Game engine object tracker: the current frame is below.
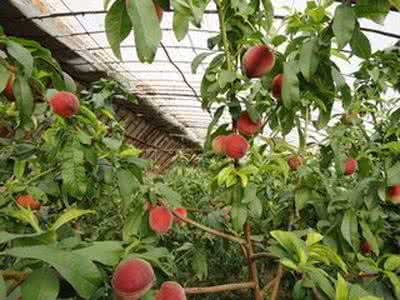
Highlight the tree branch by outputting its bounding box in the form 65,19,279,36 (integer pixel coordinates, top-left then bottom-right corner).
170,209,246,244
185,281,256,294
245,224,263,300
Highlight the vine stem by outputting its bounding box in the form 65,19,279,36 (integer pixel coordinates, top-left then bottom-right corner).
185,281,256,294
170,209,246,244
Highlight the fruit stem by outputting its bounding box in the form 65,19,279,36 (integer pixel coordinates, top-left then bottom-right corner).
215,0,234,72
185,281,256,294
170,208,246,244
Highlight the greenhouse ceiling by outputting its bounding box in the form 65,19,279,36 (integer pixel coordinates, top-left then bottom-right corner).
3,0,400,145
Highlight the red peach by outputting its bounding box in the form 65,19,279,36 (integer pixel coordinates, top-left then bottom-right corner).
242,45,275,78
149,206,173,234
272,74,283,100
288,155,304,171
156,281,186,300
49,91,80,118
344,158,357,176
388,185,400,204
224,134,250,159
237,112,262,136
212,135,227,155
16,195,41,210
112,258,155,300
174,207,187,224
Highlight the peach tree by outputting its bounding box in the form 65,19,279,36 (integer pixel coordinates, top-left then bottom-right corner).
103,0,400,299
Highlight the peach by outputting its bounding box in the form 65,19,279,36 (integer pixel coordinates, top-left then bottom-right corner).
112,258,155,300
49,91,80,118
344,158,357,176
156,281,186,300
288,155,304,171
242,45,275,78
224,134,250,159
388,185,400,204
272,74,283,100
174,207,187,224
212,135,227,155
360,241,372,255
3,72,15,100
16,195,41,210
149,206,173,234
237,112,262,136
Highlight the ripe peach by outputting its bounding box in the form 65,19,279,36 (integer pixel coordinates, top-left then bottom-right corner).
344,158,357,176
3,72,15,100
149,206,173,234
272,74,283,100
224,134,250,159
16,195,41,210
237,112,262,136
156,281,186,300
112,258,155,300
49,91,80,118
174,207,187,224
288,155,304,171
242,45,275,78
212,135,227,155
360,241,372,255
387,185,400,204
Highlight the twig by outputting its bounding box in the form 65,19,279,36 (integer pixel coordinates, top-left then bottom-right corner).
245,224,263,300
185,281,256,294
270,264,283,300
250,252,278,261
170,209,246,244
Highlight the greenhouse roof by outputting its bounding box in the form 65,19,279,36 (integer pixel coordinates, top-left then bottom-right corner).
2,0,400,145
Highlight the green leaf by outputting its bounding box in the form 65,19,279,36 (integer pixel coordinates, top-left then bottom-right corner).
0,275,5,300
123,209,144,241
156,184,182,207
117,168,139,201
204,105,225,149
173,13,189,41
360,221,379,256
385,271,400,299
350,26,371,59
5,246,103,299
0,64,10,93
6,41,33,77
384,255,400,271
262,0,274,32
387,162,400,186
231,203,247,232
63,72,77,93
331,67,351,109
306,232,323,247
349,284,370,300
341,210,359,250
356,0,390,24
336,273,349,300
306,267,335,299
295,188,311,214
271,230,308,264
73,241,124,266
192,250,208,280
0,231,42,244
21,268,59,300
126,0,162,63
14,74,34,124
218,70,236,89
282,61,300,108
1,208,42,233
332,5,356,50
62,141,87,199
51,208,95,231
390,0,400,11
309,244,348,272
191,52,215,74
299,38,320,81
105,0,132,60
